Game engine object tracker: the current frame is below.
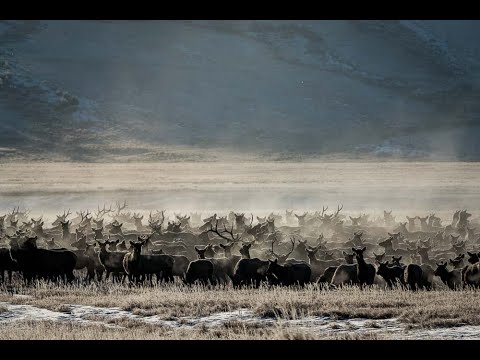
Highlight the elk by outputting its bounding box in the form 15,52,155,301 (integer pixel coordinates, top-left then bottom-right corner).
266,218,275,233
109,200,132,223
416,246,437,267
148,210,165,238
185,259,215,286
376,261,405,288
232,257,270,288
384,210,396,227
256,216,266,223
305,246,341,281
94,204,114,222
131,213,147,232
207,223,243,283
117,240,128,252
295,212,308,226
75,210,92,230
285,210,295,225
189,212,203,226
378,236,410,257
230,241,269,288
234,213,246,231
404,264,424,291
390,255,405,267
352,247,376,288
289,239,309,261
449,254,465,269
151,249,190,282
46,237,62,250
93,227,104,241
463,252,480,288
434,261,462,290
9,235,76,284
97,240,128,283
0,248,18,283
176,214,191,229
406,216,416,232
123,239,174,285
60,220,75,242
52,209,72,227
320,205,343,226
266,259,311,286
108,222,138,241
457,209,471,229
373,251,386,263
84,242,105,281
349,215,361,227
268,236,296,264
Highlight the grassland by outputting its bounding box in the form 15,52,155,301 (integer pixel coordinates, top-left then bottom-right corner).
0,282,479,339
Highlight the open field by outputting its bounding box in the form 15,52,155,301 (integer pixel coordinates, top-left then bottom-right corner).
1,283,480,339
2,160,480,339
1,162,480,222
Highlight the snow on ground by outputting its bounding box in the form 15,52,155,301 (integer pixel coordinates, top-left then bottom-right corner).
1,301,479,339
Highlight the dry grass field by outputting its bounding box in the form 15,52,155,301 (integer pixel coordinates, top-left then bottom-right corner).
1,282,480,339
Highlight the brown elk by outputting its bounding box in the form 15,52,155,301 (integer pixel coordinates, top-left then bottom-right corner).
52,209,72,227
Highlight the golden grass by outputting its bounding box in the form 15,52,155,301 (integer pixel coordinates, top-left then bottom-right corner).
0,319,390,340
1,282,479,330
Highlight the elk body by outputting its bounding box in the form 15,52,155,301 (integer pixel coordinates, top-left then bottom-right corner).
434,262,462,290
123,240,175,285
9,235,76,284
266,259,311,286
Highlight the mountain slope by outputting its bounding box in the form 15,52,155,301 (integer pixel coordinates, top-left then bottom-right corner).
1,20,479,161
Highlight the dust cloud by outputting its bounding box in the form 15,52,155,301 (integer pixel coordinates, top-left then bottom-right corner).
0,161,478,223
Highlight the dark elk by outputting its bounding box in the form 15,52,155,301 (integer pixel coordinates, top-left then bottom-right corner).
352,247,375,288
266,259,311,286
123,238,175,285
9,235,76,284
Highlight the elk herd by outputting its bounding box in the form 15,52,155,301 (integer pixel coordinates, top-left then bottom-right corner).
1,203,480,291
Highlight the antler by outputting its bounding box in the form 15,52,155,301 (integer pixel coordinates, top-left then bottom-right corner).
333,204,343,218
63,209,72,219
208,220,242,243
285,236,296,258
115,200,128,214
321,206,328,217
77,210,91,222
269,235,281,259
11,206,20,217
94,204,114,219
